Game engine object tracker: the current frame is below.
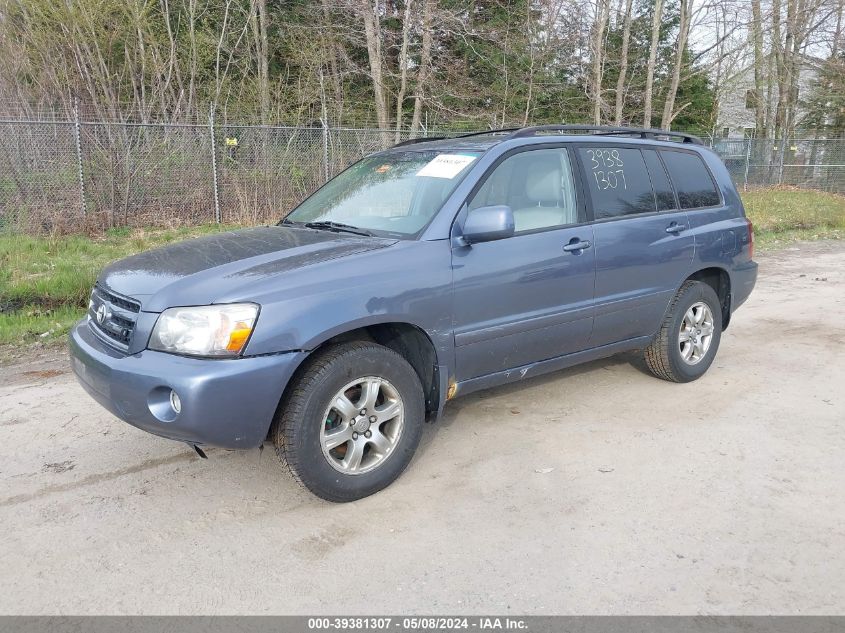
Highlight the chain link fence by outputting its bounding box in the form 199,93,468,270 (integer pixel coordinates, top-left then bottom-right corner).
1,113,843,234
712,137,845,194
0,112,416,233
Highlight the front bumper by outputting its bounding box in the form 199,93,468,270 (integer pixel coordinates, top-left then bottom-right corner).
69,320,306,449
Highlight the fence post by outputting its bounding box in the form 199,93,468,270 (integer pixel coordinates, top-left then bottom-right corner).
777,111,789,185
743,137,752,192
209,104,222,224
72,97,87,217
321,117,330,183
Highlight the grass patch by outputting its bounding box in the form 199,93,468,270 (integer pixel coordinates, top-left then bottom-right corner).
0,305,82,347
741,187,845,248
0,224,240,349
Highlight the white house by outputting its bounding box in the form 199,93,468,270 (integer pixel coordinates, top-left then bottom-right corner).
716,53,822,139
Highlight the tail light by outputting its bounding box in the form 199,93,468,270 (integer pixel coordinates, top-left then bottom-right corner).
745,218,754,260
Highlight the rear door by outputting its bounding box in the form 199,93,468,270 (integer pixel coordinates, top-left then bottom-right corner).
659,148,727,264
577,145,694,347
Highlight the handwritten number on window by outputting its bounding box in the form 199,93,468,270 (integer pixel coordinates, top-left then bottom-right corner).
587,149,626,190
593,169,627,190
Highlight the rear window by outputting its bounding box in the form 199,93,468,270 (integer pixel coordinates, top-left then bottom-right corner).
660,150,720,209
578,147,655,219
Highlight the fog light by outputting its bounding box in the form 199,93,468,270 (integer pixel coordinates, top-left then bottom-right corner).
169,389,182,414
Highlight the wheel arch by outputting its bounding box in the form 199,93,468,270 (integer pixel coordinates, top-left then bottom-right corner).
273,320,444,430
684,266,732,330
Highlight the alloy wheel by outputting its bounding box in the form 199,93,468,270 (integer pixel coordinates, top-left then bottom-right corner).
678,301,715,365
319,376,405,475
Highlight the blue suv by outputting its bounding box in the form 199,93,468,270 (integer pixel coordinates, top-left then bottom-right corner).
69,125,758,501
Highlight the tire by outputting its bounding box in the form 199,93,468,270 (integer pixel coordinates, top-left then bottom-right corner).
644,280,723,383
272,341,425,502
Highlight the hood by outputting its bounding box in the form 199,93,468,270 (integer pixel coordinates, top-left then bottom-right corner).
99,226,395,311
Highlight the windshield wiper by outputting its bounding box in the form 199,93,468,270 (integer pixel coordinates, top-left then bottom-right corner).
302,220,374,237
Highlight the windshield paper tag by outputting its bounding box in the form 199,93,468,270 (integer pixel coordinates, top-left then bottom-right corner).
416,154,477,179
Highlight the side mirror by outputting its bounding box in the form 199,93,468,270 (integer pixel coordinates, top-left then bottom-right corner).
461,205,515,244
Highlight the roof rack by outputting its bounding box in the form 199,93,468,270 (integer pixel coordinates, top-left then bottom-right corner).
391,128,519,148
390,125,703,149
392,136,448,147
454,128,522,139
509,124,704,145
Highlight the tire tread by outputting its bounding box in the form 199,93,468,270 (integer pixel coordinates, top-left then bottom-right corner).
644,280,699,383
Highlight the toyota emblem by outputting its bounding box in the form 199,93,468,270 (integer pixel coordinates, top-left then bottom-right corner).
96,303,111,324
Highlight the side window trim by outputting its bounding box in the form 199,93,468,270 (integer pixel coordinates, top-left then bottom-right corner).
459,143,588,236
646,147,680,212
573,143,658,223
642,149,660,212
658,148,723,210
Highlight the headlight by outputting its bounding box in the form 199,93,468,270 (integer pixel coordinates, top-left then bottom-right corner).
148,303,259,357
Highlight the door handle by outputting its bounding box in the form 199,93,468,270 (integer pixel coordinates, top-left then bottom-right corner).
563,239,592,252
665,223,687,234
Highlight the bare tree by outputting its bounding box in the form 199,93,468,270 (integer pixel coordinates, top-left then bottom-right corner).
833,0,845,55
410,0,434,136
250,0,271,124
359,0,390,134
523,0,537,125
613,0,633,125
394,0,414,143
771,0,832,138
661,0,692,129
159,0,185,118
750,0,767,136
590,0,611,124
186,0,200,117
643,0,664,127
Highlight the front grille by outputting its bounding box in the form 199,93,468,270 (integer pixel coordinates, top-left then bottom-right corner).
88,285,141,350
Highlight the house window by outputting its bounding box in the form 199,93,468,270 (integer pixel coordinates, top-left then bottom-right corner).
722,127,730,138
745,89,757,109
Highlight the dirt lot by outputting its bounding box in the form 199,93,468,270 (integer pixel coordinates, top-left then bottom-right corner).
1,241,843,615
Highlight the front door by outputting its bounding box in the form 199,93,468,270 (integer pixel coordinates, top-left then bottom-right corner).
451,146,596,381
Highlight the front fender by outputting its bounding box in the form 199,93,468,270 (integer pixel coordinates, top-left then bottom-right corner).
240,239,455,368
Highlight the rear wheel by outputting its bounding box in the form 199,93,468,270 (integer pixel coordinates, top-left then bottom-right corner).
644,280,723,383
273,341,424,502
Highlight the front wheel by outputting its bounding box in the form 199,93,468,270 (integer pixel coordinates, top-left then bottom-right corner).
273,341,425,502
644,280,723,383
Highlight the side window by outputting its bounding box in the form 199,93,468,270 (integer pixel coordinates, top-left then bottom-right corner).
469,148,578,233
642,149,676,211
660,150,721,209
578,147,656,219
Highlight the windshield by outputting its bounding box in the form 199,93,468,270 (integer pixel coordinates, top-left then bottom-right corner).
283,150,481,237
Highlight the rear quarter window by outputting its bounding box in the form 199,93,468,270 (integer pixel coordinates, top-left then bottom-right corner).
578,147,656,219
660,150,720,209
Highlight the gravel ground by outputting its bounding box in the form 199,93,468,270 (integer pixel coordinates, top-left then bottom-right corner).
1,241,843,615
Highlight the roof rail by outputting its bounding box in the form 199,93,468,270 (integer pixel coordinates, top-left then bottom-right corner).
391,128,519,148
454,128,522,139
390,125,703,149
392,136,448,147
508,124,704,145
